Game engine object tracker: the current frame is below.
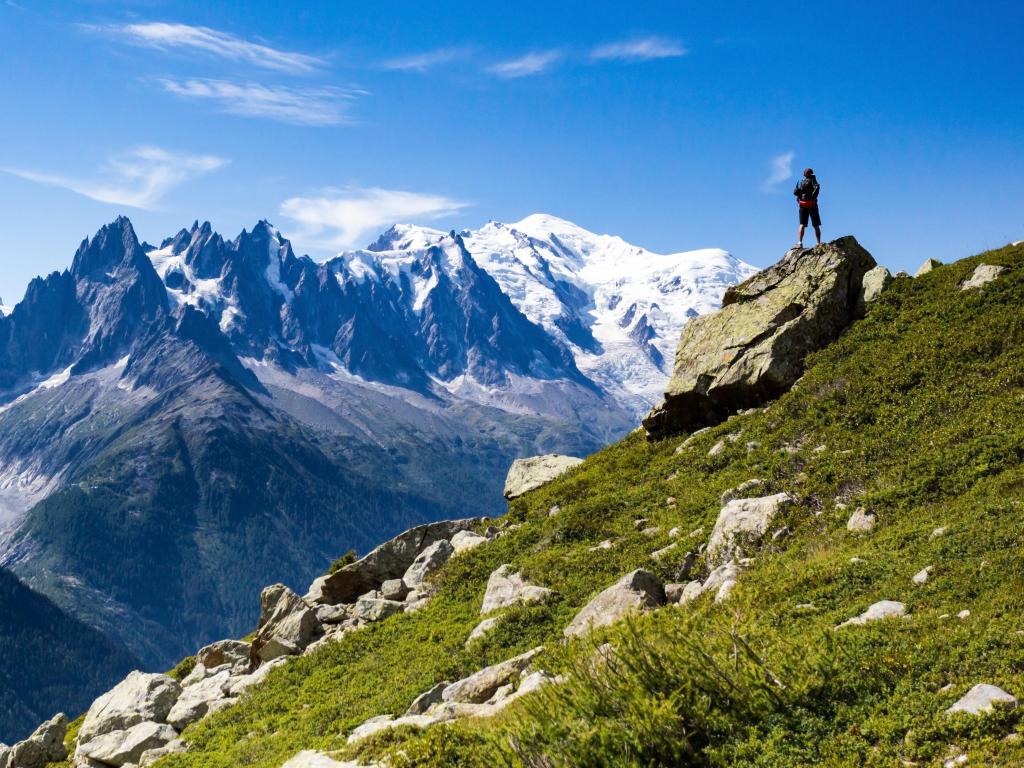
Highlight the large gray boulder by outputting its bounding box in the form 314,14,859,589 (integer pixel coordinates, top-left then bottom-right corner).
480,565,553,615
402,539,454,589
196,639,251,672
166,670,232,729
563,569,666,638
250,584,322,665
836,600,907,628
78,671,181,745
308,518,480,605
441,647,543,704
859,265,893,306
644,237,876,438
77,721,178,767
960,263,1007,291
706,492,795,564
503,455,584,499
1,713,68,768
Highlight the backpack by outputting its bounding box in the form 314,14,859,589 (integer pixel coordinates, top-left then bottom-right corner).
796,176,820,203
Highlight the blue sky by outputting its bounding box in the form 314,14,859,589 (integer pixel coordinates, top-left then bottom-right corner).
1,0,1022,304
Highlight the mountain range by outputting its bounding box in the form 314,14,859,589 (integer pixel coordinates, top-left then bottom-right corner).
0,214,753,669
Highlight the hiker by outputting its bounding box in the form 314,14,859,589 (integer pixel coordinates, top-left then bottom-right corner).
793,167,821,249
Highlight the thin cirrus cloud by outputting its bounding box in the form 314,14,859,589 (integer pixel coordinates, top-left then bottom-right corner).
488,50,563,78
381,47,472,72
280,187,470,252
84,22,324,74
590,36,687,62
157,78,364,126
5,147,227,210
762,151,796,192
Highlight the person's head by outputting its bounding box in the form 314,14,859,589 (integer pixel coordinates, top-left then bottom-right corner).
803,168,814,178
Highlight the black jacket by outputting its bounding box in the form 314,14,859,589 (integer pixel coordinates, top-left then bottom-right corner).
794,176,820,202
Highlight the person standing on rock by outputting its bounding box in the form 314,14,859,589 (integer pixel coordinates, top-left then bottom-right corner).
793,168,821,249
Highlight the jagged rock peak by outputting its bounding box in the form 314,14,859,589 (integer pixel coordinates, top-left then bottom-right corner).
644,236,876,439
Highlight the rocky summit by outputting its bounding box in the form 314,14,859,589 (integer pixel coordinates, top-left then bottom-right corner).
644,236,877,438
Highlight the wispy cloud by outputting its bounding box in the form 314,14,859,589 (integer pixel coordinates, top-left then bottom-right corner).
762,151,795,192
591,36,687,62
488,50,562,78
5,147,228,209
84,22,324,74
156,78,363,126
280,187,470,251
382,47,471,72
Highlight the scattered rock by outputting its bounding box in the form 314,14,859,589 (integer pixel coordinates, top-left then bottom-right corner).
849,556,866,564
930,526,948,539
1,713,68,768
846,507,877,533
166,670,232,729
564,569,665,638
315,603,351,625
588,539,614,551
912,566,933,585
946,684,1017,716
442,647,543,704
651,542,680,561
353,596,405,622
251,584,322,664
707,440,726,457
308,518,480,605
226,656,289,697
406,682,449,716
138,738,188,766
78,721,178,767
960,263,1007,291
78,671,181,745
668,527,681,538
466,617,501,645
548,505,561,517
644,237,877,438
720,479,765,506
958,610,971,619
915,258,942,277
480,565,553,615
640,526,661,537
196,639,251,672
279,751,365,768
837,600,907,628
706,492,795,564
379,579,409,601
859,265,893,305
503,455,584,499
633,518,649,530
402,539,454,589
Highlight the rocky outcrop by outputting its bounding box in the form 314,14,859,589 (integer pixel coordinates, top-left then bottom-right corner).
250,585,322,665
307,518,480,605
78,721,178,767
480,565,554,614
706,493,795,564
859,265,893,306
402,539,454,589
503,455,584,499
915,258,942,277
563,570,665,638
836,600,907,628
644,237,876,438
78,672,181,746
0,713,67,768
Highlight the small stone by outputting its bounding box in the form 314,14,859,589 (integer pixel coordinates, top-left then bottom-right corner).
633,518,648,530
946,684,1017,716
794,603,816,612
771,526,791,541
846,507,876,533
548,505,561,517
450,530,489,555
850,556,866,564
588,539,614,551
666,497,677,507
406,682,449,716
466,617,501,645
707,440,726,457
837,600,907,628
930,526,948,539
746,441,761,453
912,566,933,585
668,527,681,538
958,610,971,619
380,579,409,601
915,258,942,277
640,526,661,537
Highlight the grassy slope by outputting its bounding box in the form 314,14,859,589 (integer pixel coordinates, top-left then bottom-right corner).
142,242,1024,767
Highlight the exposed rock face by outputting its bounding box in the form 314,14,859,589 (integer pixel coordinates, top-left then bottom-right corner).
78,671,181,745
563,569,665,637
946,684,1017,716
308,519,480,605
196,640,251,672
960,263,1007,291
503,455,584,499
166,670,232,729
644,237,877,438
0,713,68,768
480,565,554,615
915,258,942,277
250,584,322,665
706,493,795,564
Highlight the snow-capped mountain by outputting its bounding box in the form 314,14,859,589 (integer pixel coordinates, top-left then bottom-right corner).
0,214,750,668
350,214,755,415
